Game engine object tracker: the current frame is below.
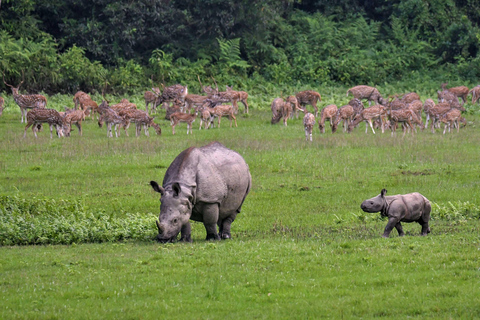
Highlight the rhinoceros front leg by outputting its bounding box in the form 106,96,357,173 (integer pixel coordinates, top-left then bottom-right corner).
179,222,192,242
202,204,221,241
219,213,238,240
382,217,400,238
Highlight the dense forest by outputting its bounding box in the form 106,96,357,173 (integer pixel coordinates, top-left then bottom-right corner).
1,0,479,94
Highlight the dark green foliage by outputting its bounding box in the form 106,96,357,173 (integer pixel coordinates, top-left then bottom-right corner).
0,0,479,94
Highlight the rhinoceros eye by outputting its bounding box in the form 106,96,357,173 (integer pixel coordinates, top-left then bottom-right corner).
172,218,178,224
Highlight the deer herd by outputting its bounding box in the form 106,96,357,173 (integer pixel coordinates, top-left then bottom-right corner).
0,75,477,140
271,83,475,140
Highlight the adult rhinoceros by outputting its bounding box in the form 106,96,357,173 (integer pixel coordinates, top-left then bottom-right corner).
361,189,431,238
150,142,251,242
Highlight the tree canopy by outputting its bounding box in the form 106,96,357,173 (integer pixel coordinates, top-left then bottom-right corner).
1,0,479,93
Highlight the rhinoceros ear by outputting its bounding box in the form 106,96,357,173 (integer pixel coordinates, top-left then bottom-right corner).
381,188,387,197
150,181,165,195
172,182,181,197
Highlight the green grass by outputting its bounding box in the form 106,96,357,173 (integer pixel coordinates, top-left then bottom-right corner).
1,86,480,319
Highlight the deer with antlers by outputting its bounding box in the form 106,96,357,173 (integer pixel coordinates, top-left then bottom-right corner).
23,108,65,138
296,90,321,117
4,75,47,123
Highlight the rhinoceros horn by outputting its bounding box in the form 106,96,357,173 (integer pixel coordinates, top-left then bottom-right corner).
156,220,163,233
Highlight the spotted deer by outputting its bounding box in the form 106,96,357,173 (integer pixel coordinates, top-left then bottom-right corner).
348,105,386,134
226,85,249,113
197,107,214,130
144,87,161,114
121,109,161,136
318,104,338,133
332,105,354,133
303,111,316,141
425,103,455,133
387,108,423,137
97,101,127,137
23,108,65,138
271,97,294,126
469,85,480,104
0,96,4,117
400,92,421,103
158,84,188,109
208,104,237,128
63,109,86,136
346,85,386,106
4,77,47,123
170,112,197,135
206,91,240,113
285,96,301,119
73,91,98,118
423,99,436,128
348,98,365,117
441,83,469,105
439,108,462,134
165,101,183,121
184,94,208,113
296,90,321,117
270,98,285,125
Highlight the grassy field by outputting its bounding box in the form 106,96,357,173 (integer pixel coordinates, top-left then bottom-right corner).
1,85,480,319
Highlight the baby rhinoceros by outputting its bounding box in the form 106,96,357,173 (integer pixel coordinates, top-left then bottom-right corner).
361,189,431,238
150,142,251,243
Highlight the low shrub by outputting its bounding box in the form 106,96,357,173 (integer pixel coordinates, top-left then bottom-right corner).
0,195,156,246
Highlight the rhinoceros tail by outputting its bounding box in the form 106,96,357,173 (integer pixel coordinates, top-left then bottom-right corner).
236,171,252,214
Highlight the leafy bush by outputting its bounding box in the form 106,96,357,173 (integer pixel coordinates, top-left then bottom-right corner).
0,196,156,246
431,201,480,221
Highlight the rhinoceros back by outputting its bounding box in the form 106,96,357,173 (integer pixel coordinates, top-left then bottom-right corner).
163,142,251,213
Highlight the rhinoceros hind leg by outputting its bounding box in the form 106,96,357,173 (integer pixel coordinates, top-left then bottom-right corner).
202,204,221,241
420,221,430,236
395,222,405,237
219,214,237,240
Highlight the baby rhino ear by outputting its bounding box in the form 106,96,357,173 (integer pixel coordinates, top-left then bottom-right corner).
381,189,387,197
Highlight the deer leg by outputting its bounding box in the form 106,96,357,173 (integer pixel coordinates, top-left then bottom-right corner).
233,114,237,127
24,122,33,138
368,119,376,134
47,124,53,138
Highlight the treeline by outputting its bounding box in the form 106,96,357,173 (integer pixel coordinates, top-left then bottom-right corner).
1,0,479,94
